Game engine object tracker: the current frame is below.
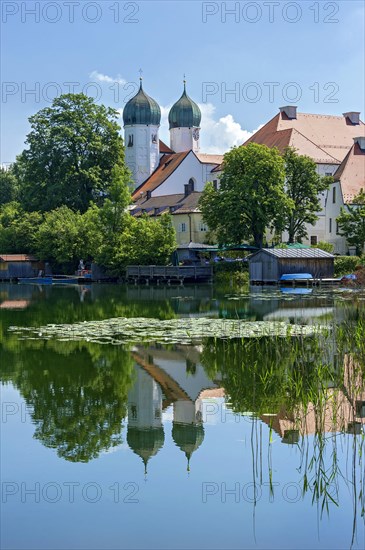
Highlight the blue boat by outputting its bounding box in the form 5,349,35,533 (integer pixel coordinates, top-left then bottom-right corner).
18,277,53,285
18,276,85,285
281,287,313,294
280,273,313,281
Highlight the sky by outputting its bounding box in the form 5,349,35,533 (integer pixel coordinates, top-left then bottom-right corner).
1,0,364,163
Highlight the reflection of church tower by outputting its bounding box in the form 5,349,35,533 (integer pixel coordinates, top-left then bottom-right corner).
168,81,201,153
127,365,164,473
123,78,161,189
172,399,204,471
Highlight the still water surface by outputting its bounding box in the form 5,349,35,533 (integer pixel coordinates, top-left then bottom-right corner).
1,283,365,549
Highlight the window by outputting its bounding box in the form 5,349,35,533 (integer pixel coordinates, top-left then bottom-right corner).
188,178,195,192
336,221,339,235
178,222,187,233
332,186,336,204
213,179,218,191
310,236,318,245
325,172,332,177
199,222,208,232
130,405,137,420
329,218,332,233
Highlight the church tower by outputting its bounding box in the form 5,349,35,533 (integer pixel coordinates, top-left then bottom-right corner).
168,81,202,153
126,365,165,474
123,78,161,189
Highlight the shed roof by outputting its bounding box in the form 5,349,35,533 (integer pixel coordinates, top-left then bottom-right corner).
250,248,334,260
0,254,39,262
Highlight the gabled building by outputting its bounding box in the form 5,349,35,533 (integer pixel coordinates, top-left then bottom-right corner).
241,106,365,250
123,79,222,245
213,106,365,250
326,136,365,254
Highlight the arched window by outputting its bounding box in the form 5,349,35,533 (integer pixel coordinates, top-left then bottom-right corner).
188,178,195,192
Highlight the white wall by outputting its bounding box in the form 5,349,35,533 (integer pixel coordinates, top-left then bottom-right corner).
125,124,160,189
170,127,200,153
153,152,213,196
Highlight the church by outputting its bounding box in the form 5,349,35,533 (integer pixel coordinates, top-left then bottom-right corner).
124,79,222,246
124,80,365,254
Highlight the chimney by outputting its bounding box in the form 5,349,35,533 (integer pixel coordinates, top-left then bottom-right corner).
279,106,297,119
184,183,189,197
354,136,365,150
146,190,152,200
343,112,360,125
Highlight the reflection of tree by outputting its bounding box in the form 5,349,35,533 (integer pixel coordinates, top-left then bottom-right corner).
0,341,134,462
201,320,365,545
201,335,336,415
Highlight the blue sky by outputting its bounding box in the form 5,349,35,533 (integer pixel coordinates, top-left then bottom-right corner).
1,0,364,161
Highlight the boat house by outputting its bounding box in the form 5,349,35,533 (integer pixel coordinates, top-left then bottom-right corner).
249,248,334,284
0,254,45,280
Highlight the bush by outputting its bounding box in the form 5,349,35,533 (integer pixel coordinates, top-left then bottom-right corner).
213,260,249,274
334,256,361,277
313,241,334,253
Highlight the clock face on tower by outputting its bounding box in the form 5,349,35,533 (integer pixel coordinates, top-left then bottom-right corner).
193,128,200,141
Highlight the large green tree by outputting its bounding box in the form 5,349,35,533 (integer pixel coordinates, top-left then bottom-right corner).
199,143,291,248
15,94,126,213
337,189,365,255
0,202,42,253
0,166,18,205
36,205,92,271
283,147,331,243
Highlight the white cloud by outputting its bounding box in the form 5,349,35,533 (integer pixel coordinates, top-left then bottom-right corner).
159,101,261,154
89,70,126,86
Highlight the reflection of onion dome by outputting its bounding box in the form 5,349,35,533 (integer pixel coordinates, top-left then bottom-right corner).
127,427,164,474
123,79,161,126
172,422,205,471
168,82,201,129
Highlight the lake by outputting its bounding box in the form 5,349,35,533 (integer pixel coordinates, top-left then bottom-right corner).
1,282,364,550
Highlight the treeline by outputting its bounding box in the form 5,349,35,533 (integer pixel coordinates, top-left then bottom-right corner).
0,94,176,273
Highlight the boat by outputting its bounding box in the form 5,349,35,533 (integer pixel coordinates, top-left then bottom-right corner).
280,273,313,281
18,276,53,285
18,276,90,285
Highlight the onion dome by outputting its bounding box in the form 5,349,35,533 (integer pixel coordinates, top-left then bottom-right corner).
127,427,165,474
172,422,204,472
123,79,161,126
168,81,201,129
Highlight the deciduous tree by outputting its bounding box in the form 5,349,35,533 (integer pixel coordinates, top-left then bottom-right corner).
337,189,365,255
200,143,291,248
283,147,331,243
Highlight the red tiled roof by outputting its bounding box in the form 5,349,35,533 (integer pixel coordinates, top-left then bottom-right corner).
132,151,190,199
333,142,365,203
195,153,224,165
0,254,39,262
244,112,365,164
159,139,174,154
132,191,202,215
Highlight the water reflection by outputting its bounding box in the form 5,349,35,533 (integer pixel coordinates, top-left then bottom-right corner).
1,283,365,548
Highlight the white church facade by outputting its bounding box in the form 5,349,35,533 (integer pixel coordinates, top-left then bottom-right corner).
122,81,365,253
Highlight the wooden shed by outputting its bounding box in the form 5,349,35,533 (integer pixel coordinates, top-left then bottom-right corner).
249,248,334,283
0,254,45,280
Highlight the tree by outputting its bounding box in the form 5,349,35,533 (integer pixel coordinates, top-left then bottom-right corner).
15,94,125,213
199,143,291,248
337,189,365,255
0,202,42,253
36,206,90,271
283,147,331,243
95,213,177,275
0,166,18,205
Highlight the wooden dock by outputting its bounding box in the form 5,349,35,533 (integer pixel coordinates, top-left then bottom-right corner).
126,265,213,285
